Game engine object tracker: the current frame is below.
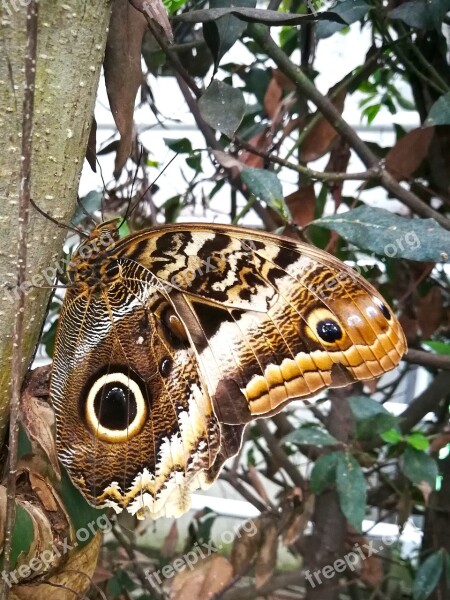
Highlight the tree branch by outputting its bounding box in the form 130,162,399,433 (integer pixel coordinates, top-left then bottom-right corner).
248,23,450,231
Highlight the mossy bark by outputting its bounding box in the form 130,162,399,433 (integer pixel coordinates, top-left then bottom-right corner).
0,1,112,440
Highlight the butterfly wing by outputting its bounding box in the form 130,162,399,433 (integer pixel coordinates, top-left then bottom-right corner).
51,264,222,519
117,224,406,426
52,223,406,519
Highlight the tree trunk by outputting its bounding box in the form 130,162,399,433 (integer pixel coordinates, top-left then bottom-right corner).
0,0,112,440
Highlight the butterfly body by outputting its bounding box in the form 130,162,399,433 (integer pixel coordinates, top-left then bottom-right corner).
51,223,406,518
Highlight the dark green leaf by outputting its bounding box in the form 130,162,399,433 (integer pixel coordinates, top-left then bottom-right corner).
310,452,341,494
389,0,450,30
42,319,58,359
2,505,34,570
203,0,256,72
163,195,182,224
241,167,286,215
186,153,202,172
198,80,246,138
348,395,398,439
174,7,346,25
412,551,444,600
402,446,438,488
164,137,192,153
313,206,450,262
336,453,366,532
317,0,370,39
284,425,339,447
107,569,137,597
426,92,450,126
73,190,103,225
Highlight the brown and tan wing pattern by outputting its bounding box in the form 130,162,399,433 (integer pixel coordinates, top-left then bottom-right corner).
117,224,406,425
51,222,406,519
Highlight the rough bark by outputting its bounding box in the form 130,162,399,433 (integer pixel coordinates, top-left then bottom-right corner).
0,0,112,440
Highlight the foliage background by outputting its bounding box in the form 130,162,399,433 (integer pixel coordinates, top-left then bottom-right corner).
2,0,450,599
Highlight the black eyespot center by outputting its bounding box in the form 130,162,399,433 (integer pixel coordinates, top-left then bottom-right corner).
379,302,391,321
316,319,343,343
159,357,173,377
94,383,136,430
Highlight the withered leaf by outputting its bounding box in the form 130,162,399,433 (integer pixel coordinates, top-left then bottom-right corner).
130,0,173,42
264,76,283,120
417,286,443,338
20,367,60,478
385,126,434,181
104,0,148,176
300,86,347,163
85,117,97,172
285,185,316,227
255,517,278,589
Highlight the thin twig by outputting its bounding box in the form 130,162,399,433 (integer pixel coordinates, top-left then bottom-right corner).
405,348,450,370
1,3,38,599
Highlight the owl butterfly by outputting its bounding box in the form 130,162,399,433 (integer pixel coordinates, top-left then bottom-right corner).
51,221,406,519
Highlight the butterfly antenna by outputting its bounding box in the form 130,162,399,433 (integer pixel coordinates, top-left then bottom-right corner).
117,152,180,231
119,143,145,230
30,198,89,239
76,195,98,226
95,154,108,221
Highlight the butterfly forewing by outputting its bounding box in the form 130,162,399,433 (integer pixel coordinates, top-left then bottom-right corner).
51,222,406,519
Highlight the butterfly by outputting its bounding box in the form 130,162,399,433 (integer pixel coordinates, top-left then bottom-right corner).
50,221,406,519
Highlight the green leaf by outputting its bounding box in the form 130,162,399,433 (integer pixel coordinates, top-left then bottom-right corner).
310,452,341,494
402,446,438,488
412,551,444,600
42,319,58,359
73,190,103,225
186,153,202,172
423,340,450,355
313,206,450,263
241,167,286,215
174,7,346,25
317,0,370,39
284,425,339,447
203,0,256,72
381,428,404,444
406,432,430,451
426,92,450,126
0,505,35,570
389,0,450,30
198,80,246,138
336,453,366,532
348,396,398,439
164,137,193,154
445,551,450,585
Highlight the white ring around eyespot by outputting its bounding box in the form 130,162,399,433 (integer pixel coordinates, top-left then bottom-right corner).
85,372,147,443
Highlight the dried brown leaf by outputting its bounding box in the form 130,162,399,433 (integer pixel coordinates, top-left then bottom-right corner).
417,286,443,338
255,517,278,589
11,531,102,600
85,117,97,172
300,87,347,162
104,0,148,176
28,472,59,512
231,516,262,576
130,0,173,42
285,185,316,227
20,367,60,478
239,130,272,169
162,520,178,558
170,555,233,600
385,127,434,181
264,77,283,120
248,465,271,505
272,68,296,91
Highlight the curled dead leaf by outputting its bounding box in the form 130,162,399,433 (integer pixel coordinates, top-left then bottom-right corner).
264,76,283,121
285,185,316,227
20,366,60,478
10,531,102,600
169,555,233,600
104,0,148,176
385,127,434,181
417,286,443,338
300,86,347,163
